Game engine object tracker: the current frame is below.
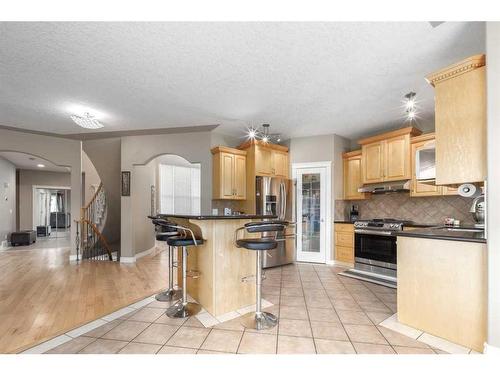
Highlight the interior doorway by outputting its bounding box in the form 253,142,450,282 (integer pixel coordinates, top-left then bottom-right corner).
292,162,332,264
33,186,71,239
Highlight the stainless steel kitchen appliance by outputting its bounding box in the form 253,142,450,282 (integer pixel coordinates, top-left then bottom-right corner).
339,218,412,288
255,176,295,268
470,195,485,228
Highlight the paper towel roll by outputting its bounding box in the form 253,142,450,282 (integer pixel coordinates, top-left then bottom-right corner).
457,183,481,198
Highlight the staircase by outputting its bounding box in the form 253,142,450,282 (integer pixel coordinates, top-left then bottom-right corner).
75,182,114,261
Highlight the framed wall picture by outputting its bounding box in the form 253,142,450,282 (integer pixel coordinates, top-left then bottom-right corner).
121,171,131,196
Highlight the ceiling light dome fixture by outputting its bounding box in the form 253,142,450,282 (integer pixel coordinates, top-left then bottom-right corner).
70,112,104,129
403,92,418,122
246,123,282,144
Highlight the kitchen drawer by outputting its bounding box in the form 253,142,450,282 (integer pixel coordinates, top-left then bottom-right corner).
335,245,354,263
335,223,354,232
335,231,354,247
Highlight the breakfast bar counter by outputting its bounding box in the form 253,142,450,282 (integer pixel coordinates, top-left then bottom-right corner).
158,214,276,317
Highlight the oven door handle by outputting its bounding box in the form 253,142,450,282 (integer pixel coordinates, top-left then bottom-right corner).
354,229,394,236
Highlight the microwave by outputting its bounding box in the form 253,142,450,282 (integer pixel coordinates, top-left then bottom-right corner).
415,141,436,180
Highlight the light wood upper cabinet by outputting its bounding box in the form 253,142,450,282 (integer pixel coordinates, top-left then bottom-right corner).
343,150,369,200
385,135,410,181
362,142,384,183
359,127,421,184
255,145,273,176
426,54,486,185
233,154,247,199
212,146,247,200
240,140,289,179
410,133,458,197
410,134,441,197
272,151,288,178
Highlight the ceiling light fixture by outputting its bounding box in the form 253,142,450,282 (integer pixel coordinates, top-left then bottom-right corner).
403,92,418,122
70,112,104,129
245,124,282,144
37,164,45,168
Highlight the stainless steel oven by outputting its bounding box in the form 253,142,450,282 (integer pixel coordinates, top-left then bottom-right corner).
339,219,409,288
354,228,397,278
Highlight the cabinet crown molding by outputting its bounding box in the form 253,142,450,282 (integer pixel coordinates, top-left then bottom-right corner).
211,146,247,155
237,139,289,152
426,54,486,87
358,126,422,145
342,149,362,158
410,132,435,144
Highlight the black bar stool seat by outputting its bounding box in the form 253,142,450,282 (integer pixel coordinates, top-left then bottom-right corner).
235,220,287,330
166,237,204,247
236,238,277,251
149,217,182,302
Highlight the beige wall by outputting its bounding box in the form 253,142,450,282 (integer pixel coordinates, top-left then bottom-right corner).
0,157,16,248
487,22,500,350
82,151,101,204
18,169,71,230
82,138,121,246
132,161,157,254
0,129,81,256
120,131,213,259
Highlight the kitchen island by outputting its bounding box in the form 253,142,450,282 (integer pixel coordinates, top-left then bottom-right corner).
158,214,276,318
396,230,487,352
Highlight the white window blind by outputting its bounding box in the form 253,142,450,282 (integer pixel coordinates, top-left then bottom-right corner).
159,164,201,215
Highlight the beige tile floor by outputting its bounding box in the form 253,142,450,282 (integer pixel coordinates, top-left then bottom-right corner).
41,263,445,354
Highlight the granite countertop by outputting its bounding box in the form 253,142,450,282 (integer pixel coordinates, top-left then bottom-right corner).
396,226,486,244
159,214,278,220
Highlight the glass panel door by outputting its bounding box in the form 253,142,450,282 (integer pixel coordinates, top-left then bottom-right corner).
296,167,327,263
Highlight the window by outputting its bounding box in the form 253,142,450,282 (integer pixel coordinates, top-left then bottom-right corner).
159,163,201,215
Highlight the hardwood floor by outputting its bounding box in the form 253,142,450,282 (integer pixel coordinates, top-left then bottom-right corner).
0,243,168,353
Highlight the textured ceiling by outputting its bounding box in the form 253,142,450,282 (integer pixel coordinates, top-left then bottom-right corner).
0,22,485,140
0,151,70,172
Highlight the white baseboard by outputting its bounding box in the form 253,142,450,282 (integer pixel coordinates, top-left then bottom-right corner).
69,254,78,261
484,342,500,354
120,246,157,264
119,256,136,264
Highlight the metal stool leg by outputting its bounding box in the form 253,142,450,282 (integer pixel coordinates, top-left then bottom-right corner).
166,246,201,318
155,245,182,302
241,250,278,330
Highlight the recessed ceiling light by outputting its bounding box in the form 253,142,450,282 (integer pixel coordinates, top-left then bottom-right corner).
37,164,45,168
70,112,104,129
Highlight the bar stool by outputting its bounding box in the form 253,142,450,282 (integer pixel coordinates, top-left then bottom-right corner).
165,225,204,318
235,220,287,330
151,218,182,302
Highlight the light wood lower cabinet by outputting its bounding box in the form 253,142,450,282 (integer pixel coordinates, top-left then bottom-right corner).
334,223,354,264
397,236,486,352
212,146,247,200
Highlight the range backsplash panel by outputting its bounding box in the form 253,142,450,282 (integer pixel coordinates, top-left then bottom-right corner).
335,192,475,226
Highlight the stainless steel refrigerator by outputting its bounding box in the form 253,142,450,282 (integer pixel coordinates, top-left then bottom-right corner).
255,176,296,268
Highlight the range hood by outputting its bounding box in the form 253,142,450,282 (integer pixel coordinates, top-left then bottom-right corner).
358,180,411,194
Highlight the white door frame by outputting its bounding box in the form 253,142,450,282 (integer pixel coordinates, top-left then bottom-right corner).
292,161,332,264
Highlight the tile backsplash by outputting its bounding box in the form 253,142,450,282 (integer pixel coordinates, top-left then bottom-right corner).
335,192,475,226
